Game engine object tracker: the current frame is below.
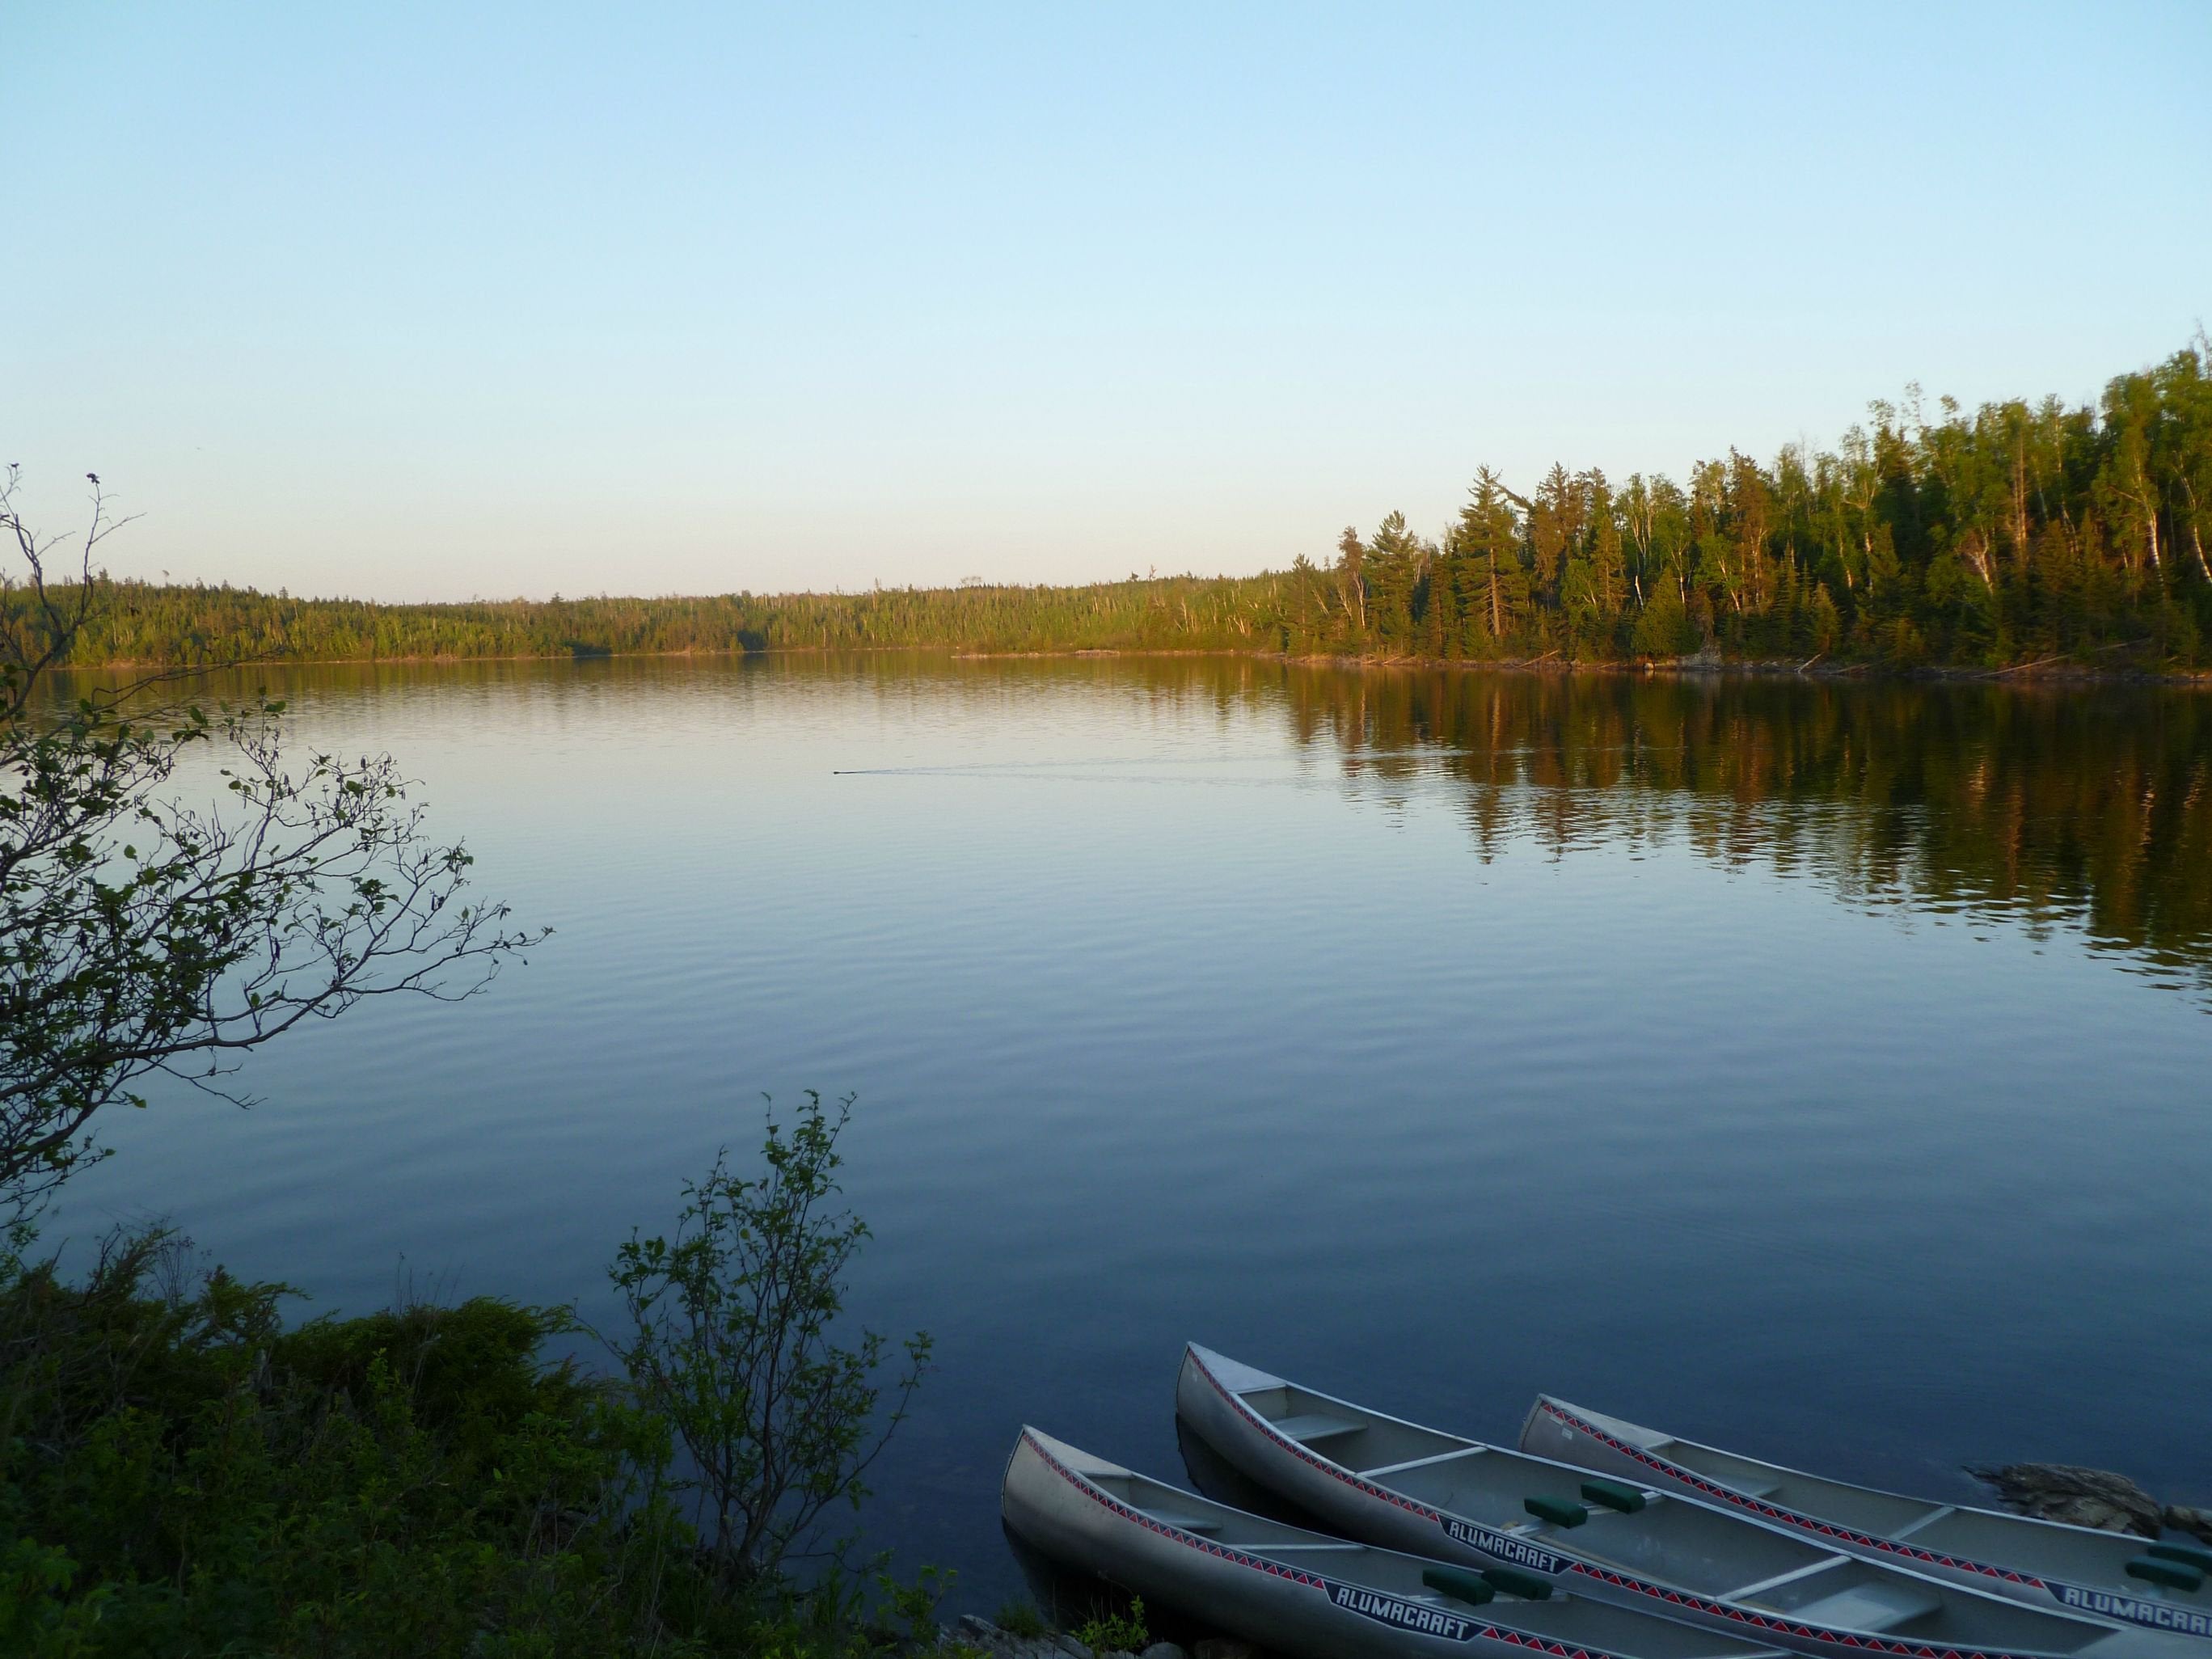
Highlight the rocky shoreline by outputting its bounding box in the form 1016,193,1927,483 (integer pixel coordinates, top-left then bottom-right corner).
950,1619,1260,1659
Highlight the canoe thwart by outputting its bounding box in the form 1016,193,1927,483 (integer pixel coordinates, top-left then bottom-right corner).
1526,1495,1589,1528
2126,1556,2206,1592
1581,1477,1648,1513
1423,1564,1496,1607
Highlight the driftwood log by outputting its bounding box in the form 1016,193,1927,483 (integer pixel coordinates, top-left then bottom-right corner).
1969,1463,2212,1544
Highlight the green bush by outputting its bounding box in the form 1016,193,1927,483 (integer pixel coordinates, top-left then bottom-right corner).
0,1219,938,1657
606,1091,932,1585
994,1598,1049,1639
1072,1595,1149,1653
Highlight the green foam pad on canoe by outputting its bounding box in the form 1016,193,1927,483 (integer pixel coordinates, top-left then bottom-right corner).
1581,1477,1648,1513
1424,1566,1496,1607
1525,1495,1589,1527
1482,1565,1556,1601
2127,1557,2206,1592
2149,1541,2212,1572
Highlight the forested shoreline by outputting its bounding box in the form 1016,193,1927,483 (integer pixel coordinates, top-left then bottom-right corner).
28,338,2212,675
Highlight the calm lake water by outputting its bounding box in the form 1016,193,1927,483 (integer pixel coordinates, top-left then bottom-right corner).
56,654,2212,1612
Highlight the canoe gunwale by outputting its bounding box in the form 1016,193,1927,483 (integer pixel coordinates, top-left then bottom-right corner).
1531,1401,2082,1594
1013,1426,1349,1597
1524,1400,2212,1644
1182,1348,2193,1659
1006,1427,1667,1658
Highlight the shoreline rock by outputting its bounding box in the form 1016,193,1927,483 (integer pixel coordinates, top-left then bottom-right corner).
1970,1462,2212,1542
952,1616,1196,1659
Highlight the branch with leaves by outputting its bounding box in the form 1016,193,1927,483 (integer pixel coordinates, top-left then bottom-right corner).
606,1091,931,1585
0,471,547,1209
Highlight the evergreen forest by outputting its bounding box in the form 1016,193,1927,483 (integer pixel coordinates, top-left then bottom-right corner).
26,338,2212,674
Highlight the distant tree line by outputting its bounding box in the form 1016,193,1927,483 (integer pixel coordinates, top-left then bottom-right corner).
21,337,2212,673
32,575,1285,666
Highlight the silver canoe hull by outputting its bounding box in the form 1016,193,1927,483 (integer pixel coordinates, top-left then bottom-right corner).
1176,1345,2194,1659
1002,1427,1788,1659
1520,1395,2212,1645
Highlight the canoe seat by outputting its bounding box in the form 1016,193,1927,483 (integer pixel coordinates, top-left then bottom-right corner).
1786,1581,1941,1634
1581,1477,1648,1513
1526,1496,1589,1528
1424,1566,1496,1607
1146,1511,1223,1537
2150,1541,2212,1572
1481,1565,1555,1602
1271,1412,1364,1445
2128,1558,2206,1593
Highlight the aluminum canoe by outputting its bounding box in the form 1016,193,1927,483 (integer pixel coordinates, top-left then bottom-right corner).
1003,1426,1793,1659
1176,1345,2197,1659
1521,1395,2212,1644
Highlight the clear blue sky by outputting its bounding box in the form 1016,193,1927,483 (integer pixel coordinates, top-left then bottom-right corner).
9,2,2210,602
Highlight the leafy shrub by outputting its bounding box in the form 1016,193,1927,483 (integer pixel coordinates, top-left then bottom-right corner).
606,1091,931,1585
995,1598,1050,1639
0,1227,708,1656
1073,1595,1149,1653
0,1209,940,1655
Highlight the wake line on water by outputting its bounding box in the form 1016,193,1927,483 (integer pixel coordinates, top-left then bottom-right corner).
830,744,1690,776
828,768,1325,787
830,757,1284,775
